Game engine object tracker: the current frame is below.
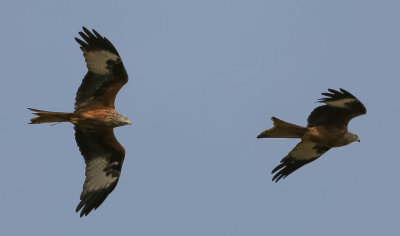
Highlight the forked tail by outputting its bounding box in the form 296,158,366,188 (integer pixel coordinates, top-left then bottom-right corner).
257,116,308,138
28,108,74,124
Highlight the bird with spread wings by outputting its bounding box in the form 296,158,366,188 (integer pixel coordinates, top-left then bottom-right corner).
257,88,366,182
29,27,130,217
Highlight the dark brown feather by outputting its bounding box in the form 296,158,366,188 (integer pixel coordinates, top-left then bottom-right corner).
28,108,74,124
272,142,330,182
307,88,366,127
257,117,308,138
74,126,125,217
74,27,128,111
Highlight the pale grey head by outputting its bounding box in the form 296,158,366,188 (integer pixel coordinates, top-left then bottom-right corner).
113,113,131,127
347,132,360,143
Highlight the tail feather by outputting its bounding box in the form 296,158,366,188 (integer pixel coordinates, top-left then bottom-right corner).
257,117,307,138
28,108,74,124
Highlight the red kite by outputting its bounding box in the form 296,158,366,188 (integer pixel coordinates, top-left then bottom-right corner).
29,27,130,217
257,89,366,182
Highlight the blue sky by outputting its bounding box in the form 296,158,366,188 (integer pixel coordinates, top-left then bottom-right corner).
2,0,399,235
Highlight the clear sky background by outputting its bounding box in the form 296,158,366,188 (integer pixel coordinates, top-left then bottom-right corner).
1,0,399,235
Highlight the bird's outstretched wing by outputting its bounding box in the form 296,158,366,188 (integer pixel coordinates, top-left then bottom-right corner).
74,126,125,217
272,141,330,182
74,27,128,111
307,88,366,127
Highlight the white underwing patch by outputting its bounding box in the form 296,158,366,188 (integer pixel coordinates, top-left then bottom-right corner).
326,98,356,108
83,157,118,194
289,141,319,161
84,50,119,75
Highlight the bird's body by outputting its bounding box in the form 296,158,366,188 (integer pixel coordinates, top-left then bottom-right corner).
29,27,130,217
305,126,353,147
258,89,366,182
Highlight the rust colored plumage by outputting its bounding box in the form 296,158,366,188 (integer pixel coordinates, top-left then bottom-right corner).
257,88,366,182
29,27,131,217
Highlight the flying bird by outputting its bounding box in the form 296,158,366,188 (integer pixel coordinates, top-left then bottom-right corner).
29,27,130,217
257,88,366,182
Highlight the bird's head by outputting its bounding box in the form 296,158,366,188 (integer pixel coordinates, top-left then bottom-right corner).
115,113,132,127
348,132,360,143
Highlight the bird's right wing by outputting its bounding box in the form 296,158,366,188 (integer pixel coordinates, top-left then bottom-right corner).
272,141,330,182
307,88,366,127
74,27,128,111
74,126,125,217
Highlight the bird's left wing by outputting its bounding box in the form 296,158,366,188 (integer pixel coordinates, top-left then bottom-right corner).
307,88,366,127
272,141,330,182
74,126,125,217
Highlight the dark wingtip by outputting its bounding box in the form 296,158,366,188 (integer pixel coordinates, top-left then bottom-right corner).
339,88,355,98
271,163,285,182
92,29,102,38
272,176,282,183
75,37,86,47
271,166,280,174
76,202,87,218
271,173,284,183
318,88,359,103
82,27,95,39
75,202,83,213
74,26,120,56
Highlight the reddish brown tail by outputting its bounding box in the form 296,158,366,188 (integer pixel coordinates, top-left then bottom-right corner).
257,116,308,138
28,108,74,124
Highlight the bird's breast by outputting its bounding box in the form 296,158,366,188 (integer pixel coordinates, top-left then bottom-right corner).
304,126,347,147
74,109,119,127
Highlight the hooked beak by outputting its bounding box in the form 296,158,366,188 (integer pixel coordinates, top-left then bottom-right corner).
127,120,132,125
356,138,360,142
